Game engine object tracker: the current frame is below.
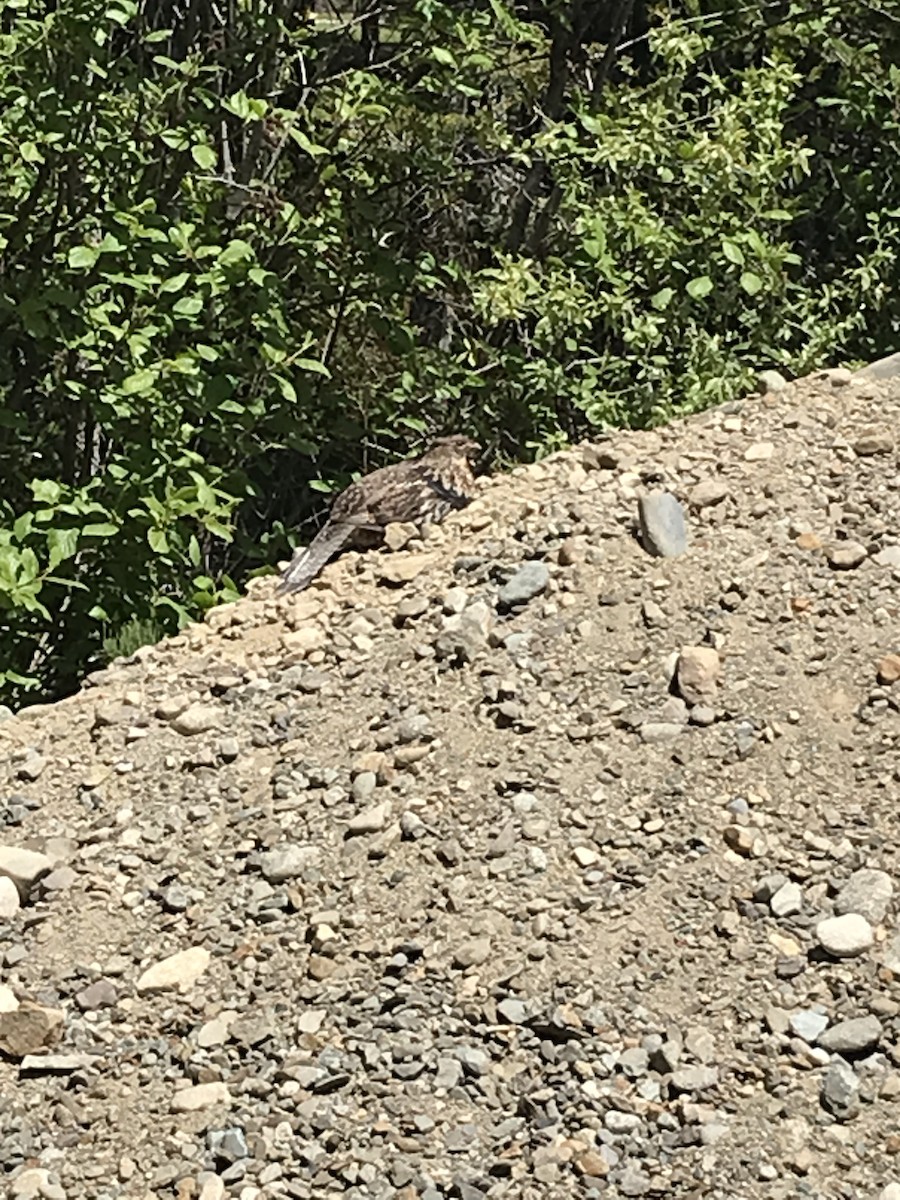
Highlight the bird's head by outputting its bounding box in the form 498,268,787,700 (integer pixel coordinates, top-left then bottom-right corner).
425,434,482,462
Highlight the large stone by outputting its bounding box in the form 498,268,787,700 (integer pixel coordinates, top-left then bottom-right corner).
834,868,893,925
136,946,211,994
498,561,550,608
256,844,322,883
0,1002,65,1057
817,1016,882,1055
170,703,221,736
816,913,873,958
0,846,53,900
638,492,688,558
675,646,721,706
171,1082,231,1112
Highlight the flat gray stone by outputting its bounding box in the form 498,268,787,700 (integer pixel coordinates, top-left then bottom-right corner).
820,1057,859,1117
834,868,893,925
638,492,688,558
790,1010,828,1042
817,1015,882,1055
498,561,550,608
854,351,900,380
256,844,321,882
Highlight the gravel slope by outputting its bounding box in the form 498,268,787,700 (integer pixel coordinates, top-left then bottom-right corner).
1,369,899,1200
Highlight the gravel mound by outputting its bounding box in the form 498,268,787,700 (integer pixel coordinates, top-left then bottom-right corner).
1,370,899,1200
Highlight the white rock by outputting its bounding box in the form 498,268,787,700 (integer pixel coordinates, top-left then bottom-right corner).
816,913,874,958
136,946,211,993
171,1081,231,1112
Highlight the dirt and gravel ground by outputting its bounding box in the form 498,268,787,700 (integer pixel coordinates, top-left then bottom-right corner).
1,368,900,1200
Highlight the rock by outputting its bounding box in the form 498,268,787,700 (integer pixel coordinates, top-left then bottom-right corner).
817,1015,882,1055
820,366,854,386
744,441,774,462
757,369,788,394
877,655,900,685
770,881,803,917
17,755,46,782
207,1126,249,1164
0,1002,65,1056
854,352,900,380
669,1066,719,1093
377,552,436,585
346,801,391,835
873,545,900,567
0,985,18,1013
825,541,868,570
675,646,721,705
816,913,874,958
498,561,550,607
136,946,211,994
0,846,53,900
453,937,492,969
74,979,118,1011
834,868,893,924
10,1168,66,1199
638,492,688,557
0,875,20,917
20,1052,93,1073
689,479,730,508
171,1082,232,1112
789,1011,828,1042
256,844,321,882
853,429,894,455
821,1057,859,1117
170,703,221,735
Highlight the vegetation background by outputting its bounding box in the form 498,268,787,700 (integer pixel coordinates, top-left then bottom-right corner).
0,0,898,708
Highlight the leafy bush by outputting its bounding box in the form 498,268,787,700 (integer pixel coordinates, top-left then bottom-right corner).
0,0,898,706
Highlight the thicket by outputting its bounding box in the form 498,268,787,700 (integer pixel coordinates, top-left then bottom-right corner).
0,0,898,707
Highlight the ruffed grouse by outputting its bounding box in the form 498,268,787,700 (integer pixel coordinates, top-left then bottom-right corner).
276,434,481,595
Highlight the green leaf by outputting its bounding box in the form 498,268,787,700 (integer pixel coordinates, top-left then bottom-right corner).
160,272,191,293
191,144,217,169
740,271,764,295
278,377,297,402
120,367,158,395
68,245,99,270
218,239,254,267
294,358,331,377
650,287,674,310
686,276,714,299
30,479,62,504
172,294,204,317
148,528,169,553
721,240,744,266
20,141,43,164
82,523,120,537
432,47,457,67
47,527,79,569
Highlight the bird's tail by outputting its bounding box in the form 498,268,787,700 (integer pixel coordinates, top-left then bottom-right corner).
276,521,354,596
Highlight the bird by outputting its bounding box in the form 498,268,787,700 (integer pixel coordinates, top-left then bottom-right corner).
276,434,481,596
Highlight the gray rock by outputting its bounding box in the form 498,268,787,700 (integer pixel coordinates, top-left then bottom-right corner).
834,868,893,925
826,541,868,570
789,1010,829,1042
496,998,529,1024
670,1066,718,1093
757,369,789,393
498,561,550,608
256,844,321,882
207,1127,249,1163
817,1015,882,1055
770,881,803,917
638,492,688,557
816,913,874,958
854,351,900,380
0,846,54,900
820,1057,859,1117
170,703,221,735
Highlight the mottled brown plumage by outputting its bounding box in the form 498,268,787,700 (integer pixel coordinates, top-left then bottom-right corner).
277,435,481,595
